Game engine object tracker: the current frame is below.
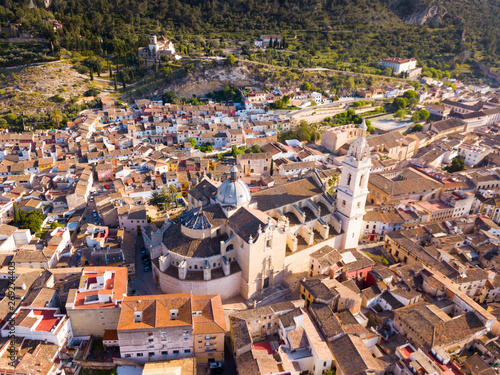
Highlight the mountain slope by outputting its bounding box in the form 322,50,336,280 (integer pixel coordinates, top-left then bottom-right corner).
1,0,499,67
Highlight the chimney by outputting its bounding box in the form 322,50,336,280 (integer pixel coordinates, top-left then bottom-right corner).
134,311,143,323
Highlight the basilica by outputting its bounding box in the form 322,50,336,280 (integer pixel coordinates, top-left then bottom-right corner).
143,123,371,300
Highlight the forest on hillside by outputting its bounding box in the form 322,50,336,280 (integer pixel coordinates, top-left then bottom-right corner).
0,0,499,74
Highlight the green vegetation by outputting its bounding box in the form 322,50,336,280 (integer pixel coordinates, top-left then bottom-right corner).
352,100,372,107
150,186,178,210
0,0,499,81
409,123,423,133
13,204,46,235
0,42,57,67
50,222,64,229
278,120,321,143
207,85,242,103
411,109,430,122
1,98,101,131
392,97,406,110
364,251,390,265
445,157,466,173
394,109,407,118
320,109,363,127
402,90,419,107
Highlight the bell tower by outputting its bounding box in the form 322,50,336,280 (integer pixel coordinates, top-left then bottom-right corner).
336,121,371,249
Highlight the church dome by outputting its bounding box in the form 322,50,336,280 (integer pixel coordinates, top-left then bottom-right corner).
216,166,252,207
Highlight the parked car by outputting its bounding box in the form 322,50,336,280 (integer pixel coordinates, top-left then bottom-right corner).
140,249,146,255
143,265,151,272
210,362,223,374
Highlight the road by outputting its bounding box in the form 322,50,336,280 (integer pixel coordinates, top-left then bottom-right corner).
128,236,162,296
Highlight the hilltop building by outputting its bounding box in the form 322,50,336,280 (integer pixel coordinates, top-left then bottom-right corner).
138,34,180,66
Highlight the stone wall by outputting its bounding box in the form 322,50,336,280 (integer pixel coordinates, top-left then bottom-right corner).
156,266,242,300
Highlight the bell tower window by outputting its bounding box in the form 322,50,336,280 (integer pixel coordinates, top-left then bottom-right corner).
347,174,352,186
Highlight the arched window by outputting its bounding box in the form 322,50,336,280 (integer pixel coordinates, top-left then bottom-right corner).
359,175,363,187
347,173,352,186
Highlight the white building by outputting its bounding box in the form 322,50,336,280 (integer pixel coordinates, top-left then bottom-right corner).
1,307,72,346
379,57,417,74
336,121,371,249
457,144,491,166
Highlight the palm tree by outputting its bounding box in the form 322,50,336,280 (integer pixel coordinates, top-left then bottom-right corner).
150,191,161,207
164,194,174,211
168,184,177,202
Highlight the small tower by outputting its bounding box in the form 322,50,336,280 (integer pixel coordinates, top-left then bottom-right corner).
149,34,158,55
336,120,371,249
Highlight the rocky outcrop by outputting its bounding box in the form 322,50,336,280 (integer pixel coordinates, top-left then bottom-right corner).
159,64,259,98
404,5,448,25
390,0,448,26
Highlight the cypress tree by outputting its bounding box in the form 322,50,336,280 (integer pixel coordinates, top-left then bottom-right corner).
13,203,19,224
114,74,117,91
89,68,94,81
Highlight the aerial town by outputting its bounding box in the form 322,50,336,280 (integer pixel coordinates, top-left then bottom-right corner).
1,0,500,369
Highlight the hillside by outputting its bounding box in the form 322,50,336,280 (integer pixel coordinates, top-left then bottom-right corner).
0,0,499,73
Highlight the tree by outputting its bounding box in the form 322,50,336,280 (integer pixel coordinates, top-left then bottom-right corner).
419,109,430,121
89,68,94,81
188,138,197,148
6,113,17,123
162,91,181,104
226,54,236,66
113,74,117,91
164,194,174,211
19,210,45,234
13,202,20,224
50,221,64,229
446,157,466,173
231,145,245,158
150,191,162,207
392,97,406,110
251,145,262,153
168,184,177,202
365,119,375,133
302,82,312,91
403,90,418,107
411,123,423,132
394,109,407,118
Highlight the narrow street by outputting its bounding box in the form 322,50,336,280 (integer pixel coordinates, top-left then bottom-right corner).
128,236,162,296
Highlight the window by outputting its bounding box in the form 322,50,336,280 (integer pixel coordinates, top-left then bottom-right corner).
342,200,346,207
161,351,168,356
347,173,352,186
173,350,179,354
149,352,154,357
359,175,363,186
199,347,203,350
266,239,271,248
137,353,144,357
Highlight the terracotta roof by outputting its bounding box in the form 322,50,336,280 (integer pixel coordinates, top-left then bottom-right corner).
117,294,225,334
